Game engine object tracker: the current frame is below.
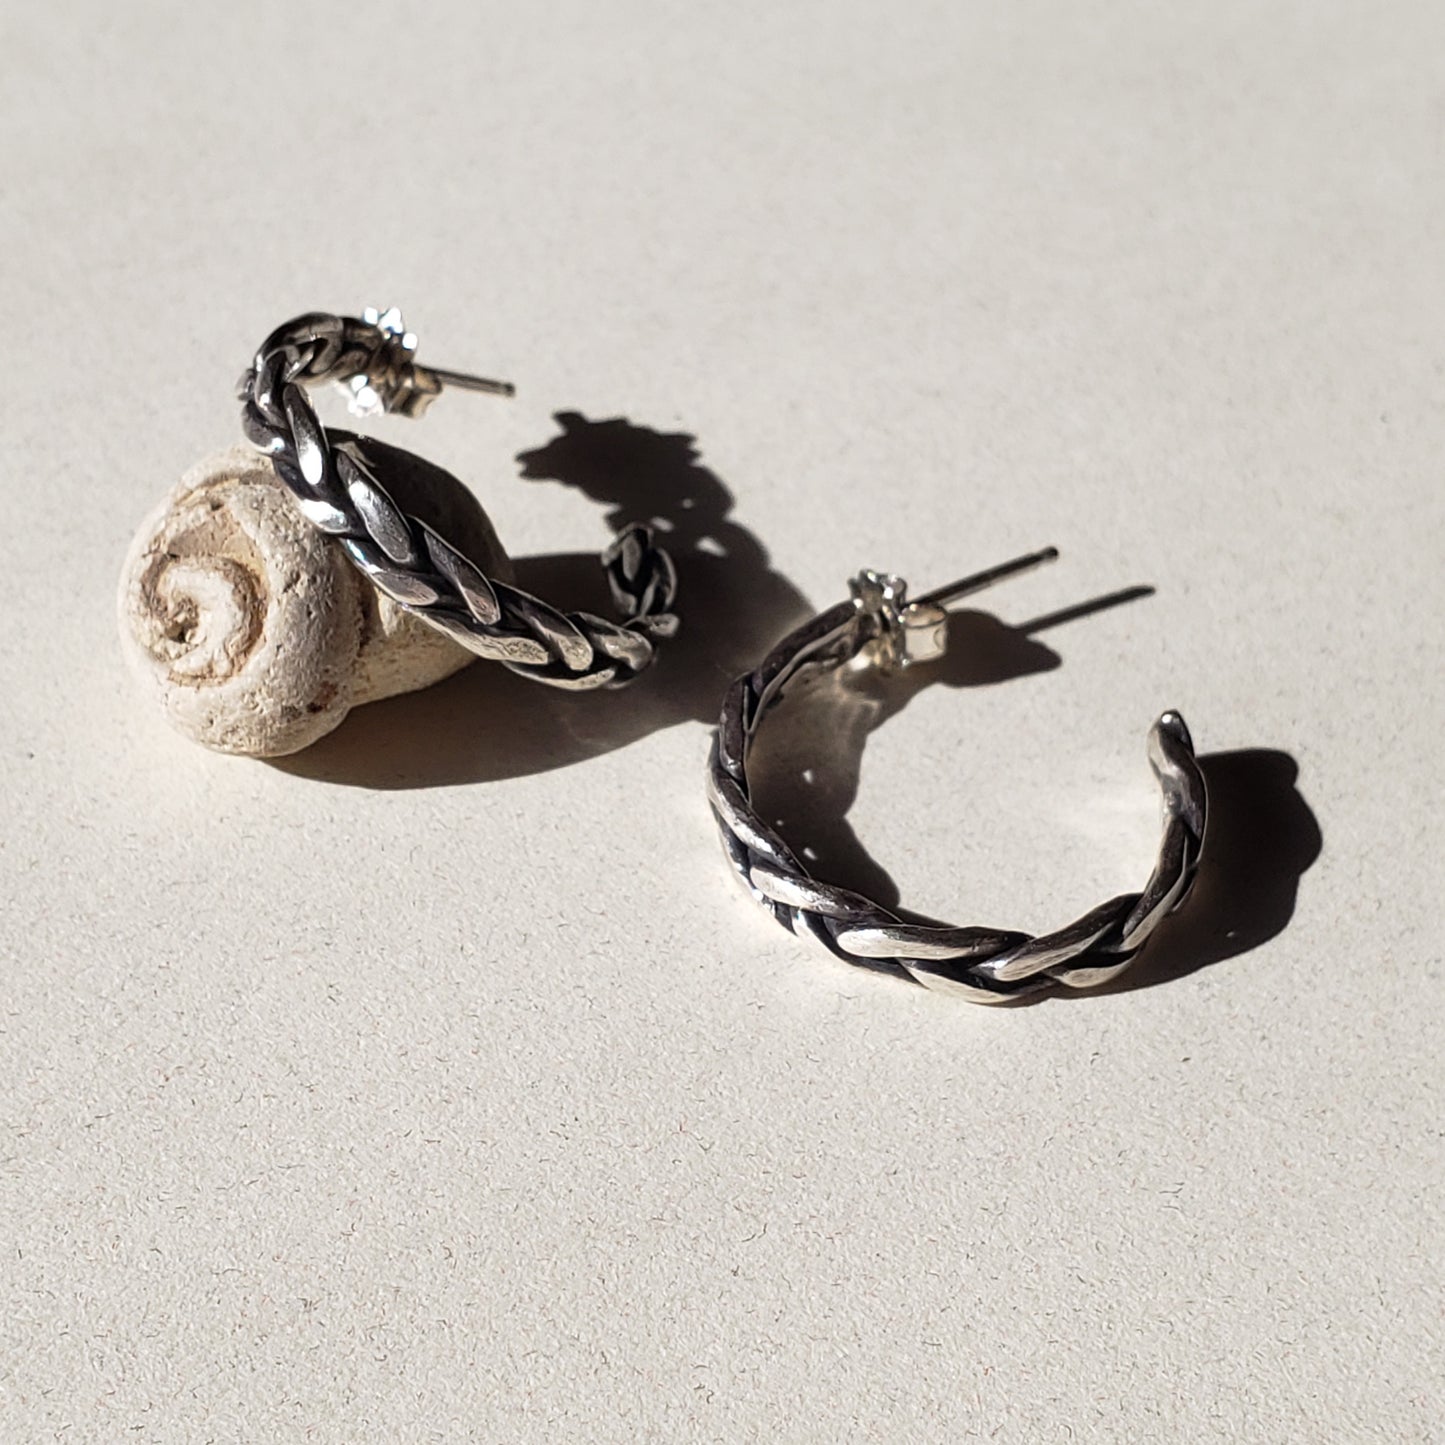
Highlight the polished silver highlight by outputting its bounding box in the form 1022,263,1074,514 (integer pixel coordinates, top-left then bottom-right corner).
239,308,679,689
706,550,1207,1000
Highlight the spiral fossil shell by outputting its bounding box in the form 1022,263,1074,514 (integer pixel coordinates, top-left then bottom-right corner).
118,445,511,756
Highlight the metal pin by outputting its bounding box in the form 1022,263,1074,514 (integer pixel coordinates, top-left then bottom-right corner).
423,365,516,399
911,546,1059,612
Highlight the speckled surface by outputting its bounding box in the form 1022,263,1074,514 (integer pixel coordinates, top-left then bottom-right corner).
2,3,1441,1439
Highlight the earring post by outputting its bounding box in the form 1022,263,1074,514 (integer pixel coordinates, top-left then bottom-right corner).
424,365,516,399
912,546,1060,612
421,364,517,398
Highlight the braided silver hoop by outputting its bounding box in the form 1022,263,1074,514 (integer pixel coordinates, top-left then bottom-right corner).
238,307,679,690
706,549,1208,1001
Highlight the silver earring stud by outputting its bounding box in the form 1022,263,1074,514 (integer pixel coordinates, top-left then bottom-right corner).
706,548,1208,1001
238,308,679,690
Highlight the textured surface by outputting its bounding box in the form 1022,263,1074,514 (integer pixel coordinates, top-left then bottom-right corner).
116,445,510,755
2,2,1442,1441
707,581,1207,998
242,310,679,689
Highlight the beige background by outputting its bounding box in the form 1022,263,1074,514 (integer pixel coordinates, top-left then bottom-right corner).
3,1,1441,1440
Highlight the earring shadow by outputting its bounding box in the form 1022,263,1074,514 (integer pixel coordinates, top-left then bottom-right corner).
745,601,1321,992
1087,748,1322,994
273,413,812,788
745,609,1065,912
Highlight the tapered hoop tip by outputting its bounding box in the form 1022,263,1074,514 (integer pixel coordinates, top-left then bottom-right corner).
1153,710,1194,751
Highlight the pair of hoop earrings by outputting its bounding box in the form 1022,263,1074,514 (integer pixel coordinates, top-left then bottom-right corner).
243,308,1208,1002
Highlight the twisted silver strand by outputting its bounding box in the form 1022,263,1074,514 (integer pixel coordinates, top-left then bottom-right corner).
239,309,679,689
706,557,1208,1001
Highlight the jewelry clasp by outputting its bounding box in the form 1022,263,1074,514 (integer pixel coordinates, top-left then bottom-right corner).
344,305,516,419
850,546,1059,668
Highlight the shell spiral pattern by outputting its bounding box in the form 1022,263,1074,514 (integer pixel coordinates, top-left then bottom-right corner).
118,450,368,756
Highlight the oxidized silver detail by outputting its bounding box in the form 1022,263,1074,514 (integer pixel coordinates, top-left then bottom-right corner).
238,308,680,689
706,551,1208,1001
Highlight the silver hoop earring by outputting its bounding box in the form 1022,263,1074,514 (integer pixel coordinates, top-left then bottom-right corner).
706,548,1207,1001
239,308,679,690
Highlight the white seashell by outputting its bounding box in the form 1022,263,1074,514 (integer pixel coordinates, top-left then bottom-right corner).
118,443,512,757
